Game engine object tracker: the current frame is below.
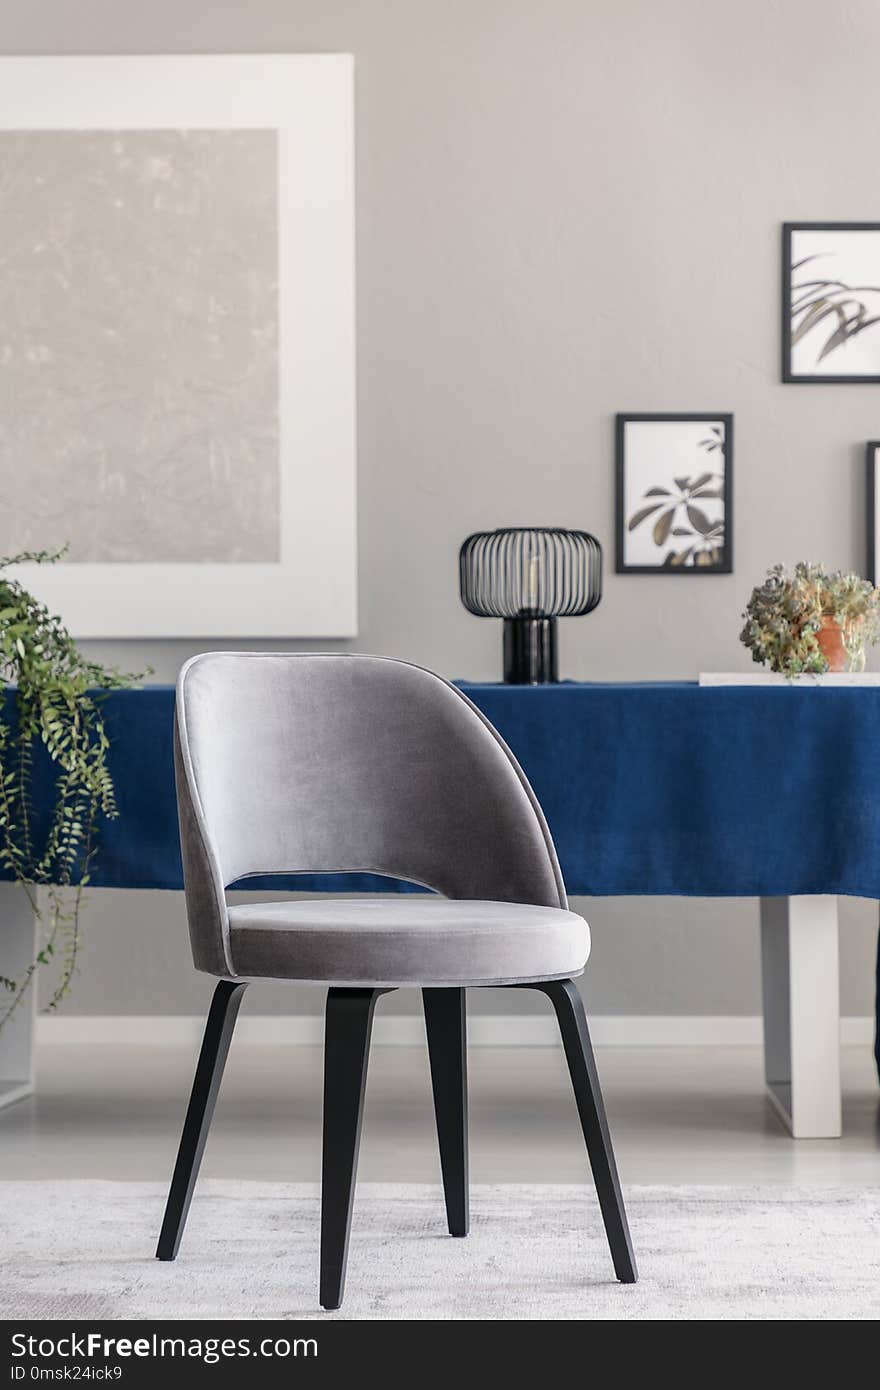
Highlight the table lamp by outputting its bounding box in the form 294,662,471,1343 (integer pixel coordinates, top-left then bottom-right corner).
459,527,602,683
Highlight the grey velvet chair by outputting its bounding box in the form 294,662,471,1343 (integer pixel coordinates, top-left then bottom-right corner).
157,652,636,1307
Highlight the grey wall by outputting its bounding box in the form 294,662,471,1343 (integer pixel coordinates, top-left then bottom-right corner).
4,0,878,1015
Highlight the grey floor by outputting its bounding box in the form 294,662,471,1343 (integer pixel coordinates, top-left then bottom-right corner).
2,1042,879,1186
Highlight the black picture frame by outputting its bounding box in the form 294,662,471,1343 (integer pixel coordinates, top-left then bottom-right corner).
615,413,733,575
783,222,880,384
867,442,880,584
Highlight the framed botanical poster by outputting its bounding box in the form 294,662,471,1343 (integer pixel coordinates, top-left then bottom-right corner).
615,414,733,574
783,223,880,383
0,55,356,636
867,442,880,585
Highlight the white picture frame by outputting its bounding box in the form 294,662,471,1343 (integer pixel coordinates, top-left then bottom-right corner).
615,413,733,574
783,223,880,384
0,55,356,637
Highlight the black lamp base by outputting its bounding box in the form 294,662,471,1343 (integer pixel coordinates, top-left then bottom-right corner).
503,614,558,684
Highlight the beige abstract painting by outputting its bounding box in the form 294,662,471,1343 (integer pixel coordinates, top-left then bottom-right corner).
0,129,279,563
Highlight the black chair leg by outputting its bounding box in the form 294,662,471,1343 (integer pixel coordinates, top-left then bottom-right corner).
320,987,388,1310
423,987,469,1237
156,978,248,1261
519,978,637,1283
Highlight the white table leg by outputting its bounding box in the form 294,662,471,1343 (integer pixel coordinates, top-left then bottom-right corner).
760,895,841,1138
0,881,38,1111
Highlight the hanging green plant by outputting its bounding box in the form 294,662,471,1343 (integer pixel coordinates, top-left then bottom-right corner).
0,548,145,1031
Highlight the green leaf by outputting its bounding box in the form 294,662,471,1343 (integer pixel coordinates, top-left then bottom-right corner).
627,503,664,531
665,547,693,567
652,509,675,546
817,313,880,363
686,505,712,535
794,299,850,348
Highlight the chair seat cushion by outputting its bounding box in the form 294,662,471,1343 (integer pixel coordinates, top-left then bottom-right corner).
226,897,589,987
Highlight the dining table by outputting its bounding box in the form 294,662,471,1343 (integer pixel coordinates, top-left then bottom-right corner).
2,679,878,1137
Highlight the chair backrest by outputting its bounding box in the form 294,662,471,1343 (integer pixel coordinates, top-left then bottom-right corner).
175,652,567,975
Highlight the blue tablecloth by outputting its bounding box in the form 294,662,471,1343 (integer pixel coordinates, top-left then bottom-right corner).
3,681,879,1068
7,680,880,898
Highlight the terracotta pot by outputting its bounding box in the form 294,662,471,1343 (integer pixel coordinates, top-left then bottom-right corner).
816,615,847,672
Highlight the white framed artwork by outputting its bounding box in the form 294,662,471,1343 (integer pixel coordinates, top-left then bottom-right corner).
783,223,880,383
615,414,733,574
0,55,356,636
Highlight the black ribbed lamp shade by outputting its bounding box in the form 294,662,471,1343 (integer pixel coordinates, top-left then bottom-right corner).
459,527,602,684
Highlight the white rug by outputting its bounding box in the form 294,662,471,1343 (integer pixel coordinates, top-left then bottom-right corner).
1,1182,878,1320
